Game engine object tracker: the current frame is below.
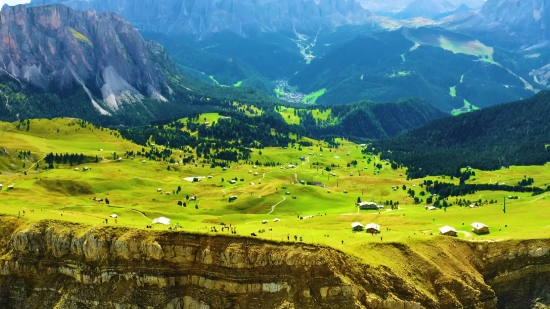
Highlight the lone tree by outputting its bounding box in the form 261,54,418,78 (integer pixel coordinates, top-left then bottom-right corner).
357,197,361,204
105,198,110,205
177,201,183,206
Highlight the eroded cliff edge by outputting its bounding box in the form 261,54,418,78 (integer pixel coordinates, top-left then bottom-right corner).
0,217,547,308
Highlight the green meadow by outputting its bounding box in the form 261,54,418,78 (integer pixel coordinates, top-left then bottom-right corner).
302,89,326,103
2,118,550,262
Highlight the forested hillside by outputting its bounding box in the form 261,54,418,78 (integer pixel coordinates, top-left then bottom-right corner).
289,27,536,112
370,91,550,178
188,31,305,80
298,97,446,141
0,71,283,126
119,97,444,157
141,32,275,93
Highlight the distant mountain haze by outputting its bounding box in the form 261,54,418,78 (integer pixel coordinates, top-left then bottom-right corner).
0,0,29,6
28,0,373,37
357,0,484,13
446,0,550,49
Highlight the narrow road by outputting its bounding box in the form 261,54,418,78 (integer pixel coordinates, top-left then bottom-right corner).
268,195,286,215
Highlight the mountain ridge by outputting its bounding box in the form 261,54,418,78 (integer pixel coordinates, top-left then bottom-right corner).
27,0,373,37
0,4,173,116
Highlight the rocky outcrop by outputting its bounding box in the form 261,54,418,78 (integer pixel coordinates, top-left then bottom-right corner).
0,217,501,309
27,0,372,37
6,218,550,308
0,4,173,115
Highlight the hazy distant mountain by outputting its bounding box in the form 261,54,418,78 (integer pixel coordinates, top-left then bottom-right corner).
28,0,373,37
446,0,549,49
357,0,484,14
392,0,456,20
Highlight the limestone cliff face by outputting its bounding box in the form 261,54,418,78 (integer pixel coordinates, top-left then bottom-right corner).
0,4,172,115
0,218,504,309
27,0,372,37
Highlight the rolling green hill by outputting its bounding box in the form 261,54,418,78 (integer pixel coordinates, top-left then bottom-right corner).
370,91,550,178
289,27,537,112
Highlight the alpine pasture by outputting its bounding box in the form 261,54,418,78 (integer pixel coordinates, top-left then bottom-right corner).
1,117,550,262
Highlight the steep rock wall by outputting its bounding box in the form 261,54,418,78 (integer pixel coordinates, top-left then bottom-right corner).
0,217,539,309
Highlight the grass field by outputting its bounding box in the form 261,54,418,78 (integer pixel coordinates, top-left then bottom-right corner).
2,118,550,263
275,107,335,125
452,99,481,116
276,107,301,124
404,27,494,62
302,89,326,104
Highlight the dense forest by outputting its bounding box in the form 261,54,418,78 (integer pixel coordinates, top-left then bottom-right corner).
369,91,550,178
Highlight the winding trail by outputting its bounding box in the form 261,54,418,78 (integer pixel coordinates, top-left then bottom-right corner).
131,208,152,220
259,172,266,183
268,195,286,215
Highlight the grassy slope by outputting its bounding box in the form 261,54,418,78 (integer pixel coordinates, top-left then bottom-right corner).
2,118,550,266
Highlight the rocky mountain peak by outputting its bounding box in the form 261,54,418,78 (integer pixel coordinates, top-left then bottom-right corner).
28,0,372,37
0,3,171,115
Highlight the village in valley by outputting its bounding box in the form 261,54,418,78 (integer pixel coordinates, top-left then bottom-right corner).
1,116,549,263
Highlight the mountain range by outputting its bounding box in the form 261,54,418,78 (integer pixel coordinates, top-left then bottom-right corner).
2,0,546,123
357,0,485,13
27,0,373,37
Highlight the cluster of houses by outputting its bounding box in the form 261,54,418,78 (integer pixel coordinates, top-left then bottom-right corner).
350,222,490,237
261,218,281,224
438,222,490,237
356,202,385,210
351,222,381,234
0,184,14,190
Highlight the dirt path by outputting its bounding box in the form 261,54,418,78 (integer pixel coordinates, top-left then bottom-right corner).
259,172,266,183
530,193,550,202
131,208,152,220
268,195,286,215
